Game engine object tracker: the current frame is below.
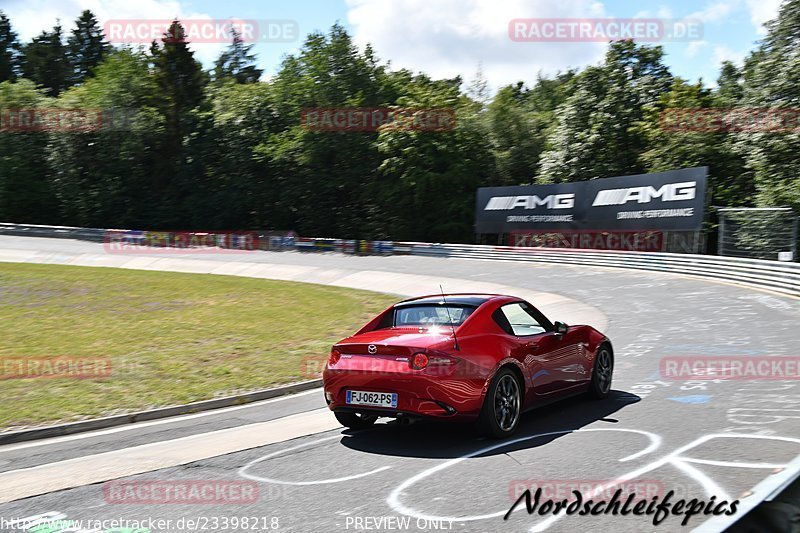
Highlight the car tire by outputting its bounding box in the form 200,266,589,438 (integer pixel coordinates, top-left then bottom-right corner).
334,411,378,430
478,367,522,439
588,345,614,399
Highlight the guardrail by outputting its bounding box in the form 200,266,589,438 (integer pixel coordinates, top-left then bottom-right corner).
0,222,107,242
397,242,800,297
1,223,798,297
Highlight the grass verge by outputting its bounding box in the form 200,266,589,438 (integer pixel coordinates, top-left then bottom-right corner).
0,262,396,430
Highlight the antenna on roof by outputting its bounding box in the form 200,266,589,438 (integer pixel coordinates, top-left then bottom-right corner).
439,285,460,351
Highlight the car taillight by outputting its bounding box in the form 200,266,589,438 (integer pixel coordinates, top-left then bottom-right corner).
411,353,429,370
329,349,341,365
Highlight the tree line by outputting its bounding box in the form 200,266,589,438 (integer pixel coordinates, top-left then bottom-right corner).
0,4,798,243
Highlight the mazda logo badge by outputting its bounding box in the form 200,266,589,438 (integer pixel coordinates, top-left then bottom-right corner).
368,344,377,354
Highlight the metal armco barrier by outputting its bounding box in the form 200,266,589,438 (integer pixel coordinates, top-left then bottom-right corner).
0,222,108,242
395,242,800,297
1,223,797,297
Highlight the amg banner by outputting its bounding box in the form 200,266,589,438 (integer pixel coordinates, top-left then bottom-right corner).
474,167,708,233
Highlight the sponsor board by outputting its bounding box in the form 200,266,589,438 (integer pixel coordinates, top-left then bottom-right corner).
475,167,707,233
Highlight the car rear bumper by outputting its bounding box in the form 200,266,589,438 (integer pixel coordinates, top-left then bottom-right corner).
323,369,485,421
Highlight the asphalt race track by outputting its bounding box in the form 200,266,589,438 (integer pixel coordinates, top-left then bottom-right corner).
0,235,799,533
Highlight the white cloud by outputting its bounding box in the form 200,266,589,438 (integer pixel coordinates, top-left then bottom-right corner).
633,6,674,19
745,0,782,33
2,0,226,68
712,44,746,65
685,40,709,58
345,0,609,92
657,6,674,19
688,0,740,23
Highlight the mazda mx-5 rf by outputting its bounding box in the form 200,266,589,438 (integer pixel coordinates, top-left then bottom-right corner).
322,293,613,438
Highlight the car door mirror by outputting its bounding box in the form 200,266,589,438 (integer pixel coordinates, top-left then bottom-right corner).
554,321,569,336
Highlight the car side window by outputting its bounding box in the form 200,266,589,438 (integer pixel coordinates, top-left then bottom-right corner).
497,303,547,336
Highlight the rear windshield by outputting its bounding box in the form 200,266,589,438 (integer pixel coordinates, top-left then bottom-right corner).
394,305,476,327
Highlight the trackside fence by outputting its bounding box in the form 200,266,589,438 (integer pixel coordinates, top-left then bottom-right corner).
1,223,798,297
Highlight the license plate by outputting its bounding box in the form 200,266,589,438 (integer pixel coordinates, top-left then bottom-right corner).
346,390,397,408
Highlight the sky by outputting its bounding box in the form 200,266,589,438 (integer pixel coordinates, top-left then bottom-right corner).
1,0,785,92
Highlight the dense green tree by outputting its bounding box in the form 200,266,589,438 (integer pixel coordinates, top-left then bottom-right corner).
3,8,800,247
482,73,574,186
0,80,57,222
373,81,494,242
483,84,544,185
48,49,163,227
538,41,672,183
213,28,263,84
66,10,110,86
22,24,70,96
637,78,752,207
263,24,386,237
715,61,744,106
732,0,800,213
187,82,279,228
0,11,22,82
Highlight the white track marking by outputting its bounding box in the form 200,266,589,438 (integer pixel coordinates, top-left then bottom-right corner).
670,460,729,501
682,458,788,469
0,388,322,453
0,409,340,503
383,430,800,532
528,433,800,532
386,428,661,522
238,435,391,485
693,453,800,532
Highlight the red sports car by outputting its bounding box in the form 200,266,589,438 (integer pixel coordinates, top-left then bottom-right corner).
322,293,613,438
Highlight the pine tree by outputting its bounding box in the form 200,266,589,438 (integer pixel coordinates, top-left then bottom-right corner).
213,27,263,84
67,10,110,85
0,11,22,82
149,20,208,225
151,20,206,116
22,23,70,96
715,61,743,106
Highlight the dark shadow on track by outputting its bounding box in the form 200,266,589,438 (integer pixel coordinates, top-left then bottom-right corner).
340,389,640,459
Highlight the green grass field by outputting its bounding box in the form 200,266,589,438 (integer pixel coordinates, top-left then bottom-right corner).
0,263,396,430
